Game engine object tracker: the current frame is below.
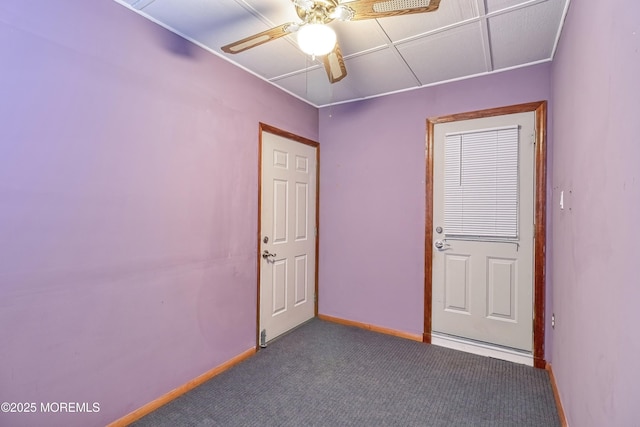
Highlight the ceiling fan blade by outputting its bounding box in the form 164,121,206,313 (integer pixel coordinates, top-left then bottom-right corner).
347,0,441,20
221,23,296,54
322,43,347,84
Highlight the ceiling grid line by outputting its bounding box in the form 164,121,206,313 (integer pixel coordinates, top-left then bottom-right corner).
374,19,423,87
477,0,494,72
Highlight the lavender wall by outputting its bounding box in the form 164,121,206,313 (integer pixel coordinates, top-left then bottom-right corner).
318,64,552,345
550,1,640,425
0,1,317,426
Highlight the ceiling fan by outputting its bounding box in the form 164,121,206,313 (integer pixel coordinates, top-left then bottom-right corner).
221,0,442,83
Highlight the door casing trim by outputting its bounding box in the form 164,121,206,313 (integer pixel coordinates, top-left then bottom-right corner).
423,101,547,368
257,123,320,349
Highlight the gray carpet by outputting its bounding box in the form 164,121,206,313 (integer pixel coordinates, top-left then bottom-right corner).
131,319,560,426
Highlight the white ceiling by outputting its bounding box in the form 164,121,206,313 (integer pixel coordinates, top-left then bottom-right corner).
114,0,570,107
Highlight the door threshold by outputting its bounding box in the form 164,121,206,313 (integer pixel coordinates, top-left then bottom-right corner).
260,317,315,349
431,332,533,366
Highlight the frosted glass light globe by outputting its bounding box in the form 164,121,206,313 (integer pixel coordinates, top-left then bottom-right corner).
297,24,336,56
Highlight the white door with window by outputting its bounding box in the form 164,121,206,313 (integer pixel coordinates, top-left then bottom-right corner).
260,128,317,345
431,111,535,353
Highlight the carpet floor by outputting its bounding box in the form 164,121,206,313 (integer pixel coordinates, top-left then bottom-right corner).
131,319,560,426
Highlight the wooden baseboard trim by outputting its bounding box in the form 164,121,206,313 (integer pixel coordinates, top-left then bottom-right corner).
107,347,256,427
546,362,568,427
318,314,423,342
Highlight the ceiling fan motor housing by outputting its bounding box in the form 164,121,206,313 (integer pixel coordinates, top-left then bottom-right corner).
295,0,340,24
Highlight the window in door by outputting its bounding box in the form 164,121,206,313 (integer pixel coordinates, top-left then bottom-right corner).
444,126,519,239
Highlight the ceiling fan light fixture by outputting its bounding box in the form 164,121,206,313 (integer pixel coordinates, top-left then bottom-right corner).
297,23,336,57
292,0,315,11
330,5,355,21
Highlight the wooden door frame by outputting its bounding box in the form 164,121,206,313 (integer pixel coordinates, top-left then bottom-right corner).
423,101,548,368
257,123,320,348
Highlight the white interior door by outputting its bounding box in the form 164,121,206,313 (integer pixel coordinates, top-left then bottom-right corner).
432,111,536,352
260,129,317,345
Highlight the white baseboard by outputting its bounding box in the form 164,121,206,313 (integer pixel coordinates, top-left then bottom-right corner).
431,333,533,366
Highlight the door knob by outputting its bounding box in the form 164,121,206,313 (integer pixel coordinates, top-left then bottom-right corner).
262,250,277,259
434,240,450,250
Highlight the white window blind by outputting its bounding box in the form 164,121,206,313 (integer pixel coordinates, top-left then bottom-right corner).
444,126,519,239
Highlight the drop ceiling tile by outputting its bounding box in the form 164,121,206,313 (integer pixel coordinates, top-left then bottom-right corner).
486,0,535,13
378,0,479,42
273,66,361,106
331,20,390,56
340,48,421,98
396,21,487,85
489,0,566,69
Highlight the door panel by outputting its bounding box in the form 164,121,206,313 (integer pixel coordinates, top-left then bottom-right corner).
272,259,287,315
432,111,535,352
487,257,516,321
294,255,307,306
444,254,470,313
295,183,308,240
273,179,288,243
260,128,317,344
